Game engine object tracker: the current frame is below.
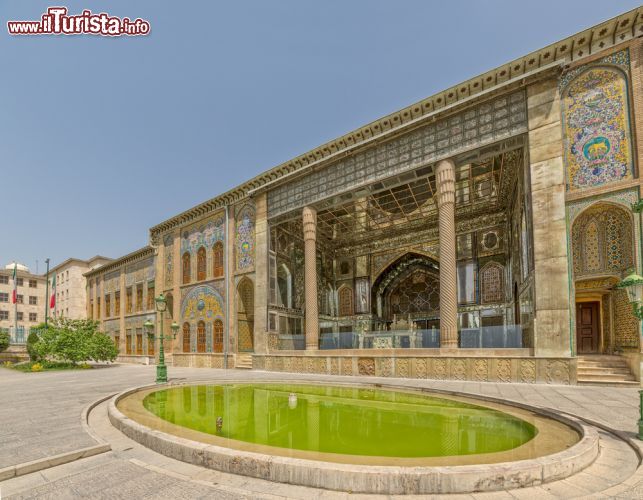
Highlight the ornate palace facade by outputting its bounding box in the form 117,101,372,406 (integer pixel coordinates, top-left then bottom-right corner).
88,8,643,384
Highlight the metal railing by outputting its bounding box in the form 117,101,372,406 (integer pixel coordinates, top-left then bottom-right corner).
275,325,523,350
1,326,46,345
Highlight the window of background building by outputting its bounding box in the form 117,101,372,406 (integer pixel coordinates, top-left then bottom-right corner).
0,293,7,303
197,247,206,281
89,299,94,319
29,279,37,288
126,288,133,314
105,294,111,318
115,291,120,315
97,297,101,318
0,311,8,320
17,312,23,321
16,278,23,286
16,295,23,304
147,283,155,310
136,285,143,312
0,276,8,285
29,313,37,322
29,296,37,305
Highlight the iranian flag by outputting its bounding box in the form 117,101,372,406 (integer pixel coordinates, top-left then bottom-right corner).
11,264,17,304
50,275,56,310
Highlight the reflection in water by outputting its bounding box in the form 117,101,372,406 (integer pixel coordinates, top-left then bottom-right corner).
143,384,536,458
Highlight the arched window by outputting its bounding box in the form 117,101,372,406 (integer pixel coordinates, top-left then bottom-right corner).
182,252,191,284
197,320,206,353
182,322,191,352
213,242,224,278
572,204,633,277
197,247,206,281
339,286,353,316
213,319,223,353
480,262,505,304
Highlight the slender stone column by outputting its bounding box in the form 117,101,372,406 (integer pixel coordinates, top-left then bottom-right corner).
436,159,458,348
303,206,319,350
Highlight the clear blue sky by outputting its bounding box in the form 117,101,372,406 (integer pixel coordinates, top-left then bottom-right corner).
1,0,640,273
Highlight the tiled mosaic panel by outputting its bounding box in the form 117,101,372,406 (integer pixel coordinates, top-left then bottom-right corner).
267,91,527,218
561,50,633,191
236,204,255,271
571,204,633,277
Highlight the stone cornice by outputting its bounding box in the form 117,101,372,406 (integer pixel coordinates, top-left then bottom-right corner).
148,7,641,242
84,246,154,279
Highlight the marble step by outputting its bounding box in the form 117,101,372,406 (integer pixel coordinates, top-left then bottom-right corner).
577,367,633,375
577,372,636,382
578,379,641,387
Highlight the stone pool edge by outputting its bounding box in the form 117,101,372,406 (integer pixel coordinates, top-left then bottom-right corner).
106,380,599,495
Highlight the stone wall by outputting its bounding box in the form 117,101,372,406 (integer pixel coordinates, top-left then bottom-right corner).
252,353,577,385
172,353,232,369
526,78,571,357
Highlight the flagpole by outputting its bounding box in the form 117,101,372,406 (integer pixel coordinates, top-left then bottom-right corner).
44,258,50,328
13,263,17,340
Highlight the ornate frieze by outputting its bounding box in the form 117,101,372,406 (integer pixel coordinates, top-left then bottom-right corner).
267,92,527,218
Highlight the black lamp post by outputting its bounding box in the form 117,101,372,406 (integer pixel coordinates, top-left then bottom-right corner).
616,272,643,439
144,293,179,383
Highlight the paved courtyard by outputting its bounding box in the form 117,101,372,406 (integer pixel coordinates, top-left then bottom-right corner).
1,363,642,499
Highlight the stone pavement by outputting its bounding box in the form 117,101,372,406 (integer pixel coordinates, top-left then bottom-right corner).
1,364,642,498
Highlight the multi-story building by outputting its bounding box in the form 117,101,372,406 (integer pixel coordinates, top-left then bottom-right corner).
84,247,156,363
48,256,111,319
88,8,643,385
0,263,47,340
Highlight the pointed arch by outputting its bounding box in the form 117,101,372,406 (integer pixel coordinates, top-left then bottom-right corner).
372,252,440,320
571,202,633,277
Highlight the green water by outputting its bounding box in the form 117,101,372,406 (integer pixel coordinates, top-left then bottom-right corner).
142,384,536,458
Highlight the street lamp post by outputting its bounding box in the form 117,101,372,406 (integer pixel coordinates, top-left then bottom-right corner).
616,272,643,439
144,293,179,384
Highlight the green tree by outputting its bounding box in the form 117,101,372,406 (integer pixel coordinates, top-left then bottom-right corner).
33,318,118,364
0,330,9,353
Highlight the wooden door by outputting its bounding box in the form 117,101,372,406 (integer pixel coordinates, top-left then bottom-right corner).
576,302,600,354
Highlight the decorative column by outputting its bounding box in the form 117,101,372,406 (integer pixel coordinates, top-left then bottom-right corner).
303,206,319,350
436,159,458,349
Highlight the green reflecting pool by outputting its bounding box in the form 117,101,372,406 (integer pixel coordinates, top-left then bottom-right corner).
142,384,537,458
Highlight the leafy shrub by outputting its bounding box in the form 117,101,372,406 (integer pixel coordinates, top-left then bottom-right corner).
31,362,43,372
34,318,118,364
79,362,92,369
2,361,13,368
26,331,41,361
0,331,9,353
